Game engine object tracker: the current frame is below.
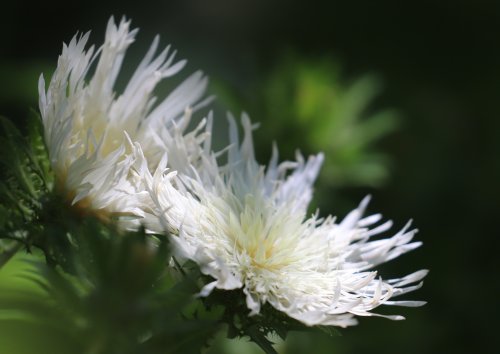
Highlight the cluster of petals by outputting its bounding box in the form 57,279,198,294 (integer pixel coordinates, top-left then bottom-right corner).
146,113,427,327
40,17,426,328
38,16,210,227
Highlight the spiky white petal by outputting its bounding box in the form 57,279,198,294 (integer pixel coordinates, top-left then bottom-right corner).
148,113,426,328
39,17,210,224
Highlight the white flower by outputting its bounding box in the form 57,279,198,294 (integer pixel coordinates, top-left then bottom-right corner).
38,17,211,224
148,113,427,328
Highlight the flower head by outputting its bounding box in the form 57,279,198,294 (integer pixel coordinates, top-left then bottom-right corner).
38,17,210,223
149,113,426,327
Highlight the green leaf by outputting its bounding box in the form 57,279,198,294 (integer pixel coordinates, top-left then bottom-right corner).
245,325,278,354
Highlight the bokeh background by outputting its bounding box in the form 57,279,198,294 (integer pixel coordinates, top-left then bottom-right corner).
1,1,499,353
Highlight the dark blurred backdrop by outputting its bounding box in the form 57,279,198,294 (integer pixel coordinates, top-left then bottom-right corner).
1,1,499,353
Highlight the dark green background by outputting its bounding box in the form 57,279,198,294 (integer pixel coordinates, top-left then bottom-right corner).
1,1,499,353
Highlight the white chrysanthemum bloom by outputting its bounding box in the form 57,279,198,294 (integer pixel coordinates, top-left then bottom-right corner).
38,17,211,224
148,113,427,328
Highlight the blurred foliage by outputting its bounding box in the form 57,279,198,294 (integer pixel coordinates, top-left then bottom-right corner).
0,61,53,120
0,231,221,354
213,55,399,189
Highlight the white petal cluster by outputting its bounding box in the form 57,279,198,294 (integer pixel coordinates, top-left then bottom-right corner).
38,17,210,225
148,113,426,327
40,17,426,328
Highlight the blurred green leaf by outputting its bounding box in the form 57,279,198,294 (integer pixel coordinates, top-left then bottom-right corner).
0,225,222,354
213,54,399,190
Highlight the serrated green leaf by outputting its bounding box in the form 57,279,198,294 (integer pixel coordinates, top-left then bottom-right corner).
245,326,278,354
